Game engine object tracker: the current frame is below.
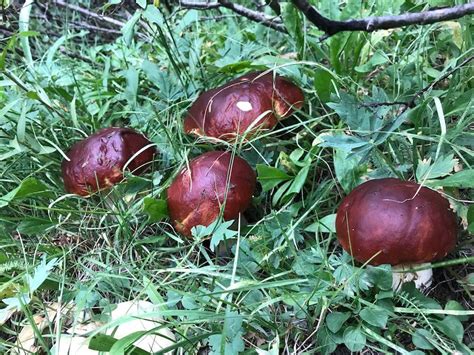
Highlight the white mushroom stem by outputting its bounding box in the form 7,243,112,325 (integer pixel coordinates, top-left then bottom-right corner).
392,263,433,291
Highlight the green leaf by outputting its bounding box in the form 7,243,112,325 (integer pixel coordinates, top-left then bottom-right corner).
467,205,474,234
17,217,54,236
122,10,142,46
124,66,139,105
88,333,149,355
412,329,434,350
364,265,393,291
359,307,389,328
313,68,336,103
326,312,350,333
25,255,59,294
256,164,291,192
355,50,389,73
192,219,237,252
415,155,456,181
305,214,336,234
445,300,468,322
209,311,245,354
0,178,50,209
427,170,474,188
143,198,168,223
333,149,367,193
285,165,310,197
434,316,463,343
343,326,366,352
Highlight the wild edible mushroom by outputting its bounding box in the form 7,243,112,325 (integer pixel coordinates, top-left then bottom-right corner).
167,151,256,237
62,127,156,196
335,178,458,289
184,71,304,141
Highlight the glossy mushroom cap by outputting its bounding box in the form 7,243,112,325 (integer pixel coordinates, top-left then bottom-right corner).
184,71,304,141
167,151,256,237
335,178,457,266
62,127,156,196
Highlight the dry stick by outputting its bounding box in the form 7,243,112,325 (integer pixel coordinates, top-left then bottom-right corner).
292,0,474,39
177,0,286,33
53,0,126,27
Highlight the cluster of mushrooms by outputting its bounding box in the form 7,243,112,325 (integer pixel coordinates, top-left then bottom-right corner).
62,70,458,289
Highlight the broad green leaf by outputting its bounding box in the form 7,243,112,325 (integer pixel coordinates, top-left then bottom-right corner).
364,265,393,291
192,219,237,252
124,66,139,105
285,165,310,196
355,50,389,73
412,329,434,350
17,217,54,236
467,205,474,234
88,333,148,355
445,300,468,322
435,316,463,343
427,170,474,188
343,326,366,352
326,312,350,333
0,178,50,209
257,164,291,192
143,198,168,223
314,68,336,103
359,307,389,328
122,10,142,46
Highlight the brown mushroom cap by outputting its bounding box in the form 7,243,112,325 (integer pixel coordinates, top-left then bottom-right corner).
335,178,457,266
184,71,304,141
62,127,156,196
167,151,256,237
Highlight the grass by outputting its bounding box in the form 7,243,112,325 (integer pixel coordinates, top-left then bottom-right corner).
0,0,473,354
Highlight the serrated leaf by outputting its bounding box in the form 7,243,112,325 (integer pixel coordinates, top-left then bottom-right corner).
416,155,456,181
305,214,336,233
25,255,59,294
326,312,350,333
209,311,245,355
192,219,237,252
143,198,168,223
427,170,474,188
354,50,389,73
256,164,291,192
333,149,367,193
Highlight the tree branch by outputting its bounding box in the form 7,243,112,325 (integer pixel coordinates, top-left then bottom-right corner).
292,0,474,37
177,0,286,33
53,0,126,28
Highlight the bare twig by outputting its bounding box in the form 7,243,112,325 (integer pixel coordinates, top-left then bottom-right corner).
177,0,286,33
53,0,126,28
292,0,474,38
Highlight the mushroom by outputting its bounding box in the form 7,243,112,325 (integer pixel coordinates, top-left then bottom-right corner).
62,127,156,196
335,178,457,290
184,71,304,141
167,151,256,237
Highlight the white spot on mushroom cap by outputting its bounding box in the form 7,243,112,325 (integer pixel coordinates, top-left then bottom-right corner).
236,101,253,112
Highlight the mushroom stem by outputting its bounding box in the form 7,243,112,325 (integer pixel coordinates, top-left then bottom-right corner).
392,263,433,291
